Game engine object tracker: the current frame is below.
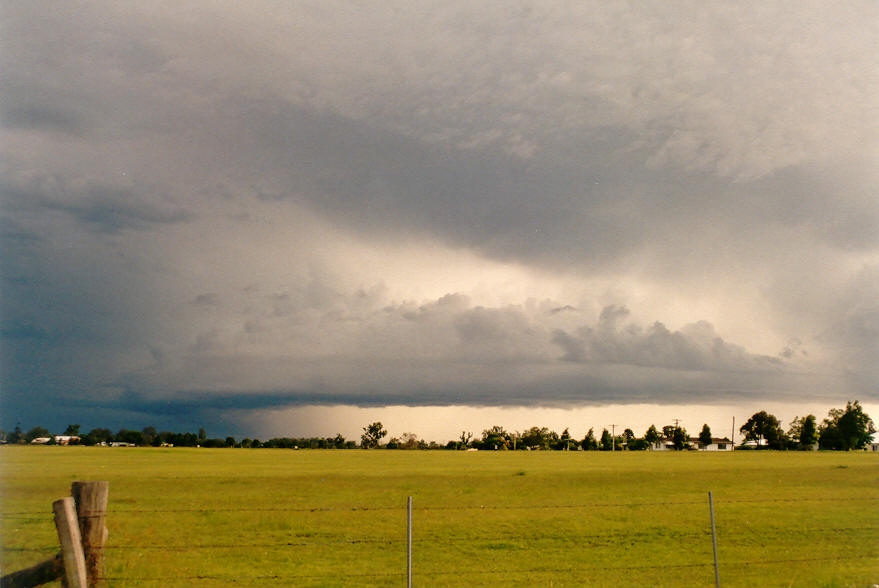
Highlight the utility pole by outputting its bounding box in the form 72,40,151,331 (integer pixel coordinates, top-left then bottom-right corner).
609,424,618,451
731,416,735,451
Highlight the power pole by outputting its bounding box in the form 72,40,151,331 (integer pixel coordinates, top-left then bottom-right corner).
731,416,735,451
609,424,618,451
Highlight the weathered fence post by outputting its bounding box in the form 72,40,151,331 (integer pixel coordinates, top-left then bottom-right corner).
1,482,109,588
53,497,88,588
71,481,109,587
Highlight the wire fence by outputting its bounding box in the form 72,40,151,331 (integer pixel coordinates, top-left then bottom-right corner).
3,496,877,586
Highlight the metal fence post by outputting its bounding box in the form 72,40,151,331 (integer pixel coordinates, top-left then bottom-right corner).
407,496,413,588
709,491,720,588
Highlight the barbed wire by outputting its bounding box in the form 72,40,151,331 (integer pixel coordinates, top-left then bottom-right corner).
3,494,875,518
6,525,877,554
93,553,878,583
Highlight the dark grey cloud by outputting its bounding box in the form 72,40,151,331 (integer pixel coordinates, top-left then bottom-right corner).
1,1,877,433
552,312,783,373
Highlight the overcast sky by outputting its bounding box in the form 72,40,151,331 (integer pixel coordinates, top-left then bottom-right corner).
2,1,877,441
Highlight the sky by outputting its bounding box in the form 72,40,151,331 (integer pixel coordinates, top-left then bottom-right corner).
1,1,877,442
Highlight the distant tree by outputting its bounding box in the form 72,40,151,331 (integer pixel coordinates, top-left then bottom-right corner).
521,426,557,450
224,436,236,447
25,426,50,443
799,415,818,448
788,415,818,449
198,428,207,441
7,426,24,444
819,401,875,450
662,425,676,440
142,426,158,446
361,422,387,449
698,424,712,447
458,431,473,450
116,429,144,446
251,438,262,448
179,432,199,447
401,432,419,449
386,437,400,449
481,425,510,450
63,424,81,436
558,427,578,451
581,428,598,451
740,411,784,449
627,437,649,451
599,429,613,451
333,433,346,449
81,428,112,446
644,425,661,448
672,427,688,450
622,428,635,449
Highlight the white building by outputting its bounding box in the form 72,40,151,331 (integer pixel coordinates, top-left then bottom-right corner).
693,437,734,451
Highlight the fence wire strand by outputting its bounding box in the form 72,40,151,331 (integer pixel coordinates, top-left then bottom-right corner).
94,553,878,583
4,494,876,518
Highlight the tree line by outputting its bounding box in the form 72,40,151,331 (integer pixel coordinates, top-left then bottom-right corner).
2,400,873,451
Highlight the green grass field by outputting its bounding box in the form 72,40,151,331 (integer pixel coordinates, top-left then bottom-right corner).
1,447,877,587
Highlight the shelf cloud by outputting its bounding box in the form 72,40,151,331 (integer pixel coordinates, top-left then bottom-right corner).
2,1,876,434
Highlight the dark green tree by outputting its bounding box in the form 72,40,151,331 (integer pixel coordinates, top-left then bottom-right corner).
557,427,573,450
581,428,598,450
458,431,473,450
672,426,688,450
361,422,387,448
521,426,557,450
644,425,661,448
115,429,144,445
740,411,784,449
698,424,712,447
8,426,24,444
25,426,50,443
480,425,510,450
622,428,635,449
819,401,875,450
81,428,112,446
799,415,818,448
788,415,819,449
142,426,158,446
63,424,81,436
599,428,613,451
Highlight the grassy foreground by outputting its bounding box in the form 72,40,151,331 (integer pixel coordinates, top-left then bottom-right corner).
1,447,877,587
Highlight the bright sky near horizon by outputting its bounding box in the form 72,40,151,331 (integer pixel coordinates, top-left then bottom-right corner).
1,2,877,439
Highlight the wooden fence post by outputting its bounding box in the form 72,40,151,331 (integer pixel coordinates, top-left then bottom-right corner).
53,498,87,588
71,482,109,587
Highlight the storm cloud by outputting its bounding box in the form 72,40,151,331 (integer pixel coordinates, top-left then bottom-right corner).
1,1,876,433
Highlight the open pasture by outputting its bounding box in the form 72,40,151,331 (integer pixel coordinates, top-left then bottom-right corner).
1,447,877,587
